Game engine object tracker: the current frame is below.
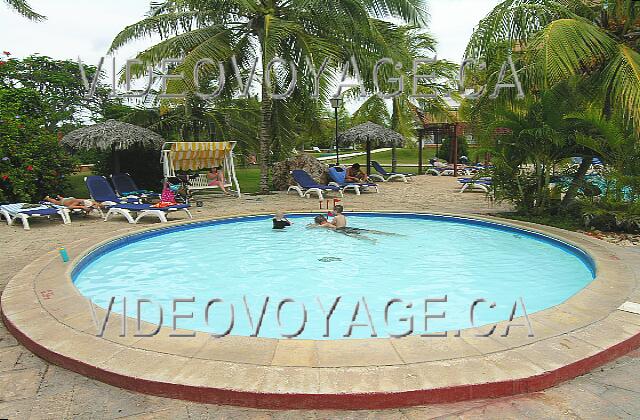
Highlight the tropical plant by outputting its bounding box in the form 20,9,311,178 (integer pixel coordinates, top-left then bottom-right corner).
2,0,45,20
0,87,76,202
465,0,640,135
109,0,428,193
0,55,109,131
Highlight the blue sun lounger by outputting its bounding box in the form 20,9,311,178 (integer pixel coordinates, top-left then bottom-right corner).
85,175,191,224
458,177,492,193
0,203,70,230
110,173,159,198
287,170,342,200
328,167,379,195
370,161,413,183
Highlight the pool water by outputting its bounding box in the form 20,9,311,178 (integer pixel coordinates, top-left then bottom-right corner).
73,214,595,339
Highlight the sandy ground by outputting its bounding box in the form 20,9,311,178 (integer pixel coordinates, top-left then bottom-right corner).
2,176,640,419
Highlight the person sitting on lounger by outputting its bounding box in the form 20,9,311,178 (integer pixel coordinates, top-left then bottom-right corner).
44,195,99,214
273,211,292,229
345,163,369,183
207,166,230,195
330,204,347,228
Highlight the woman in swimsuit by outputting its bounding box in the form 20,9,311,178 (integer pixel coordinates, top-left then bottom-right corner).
45,195,99,213
207,166,231,195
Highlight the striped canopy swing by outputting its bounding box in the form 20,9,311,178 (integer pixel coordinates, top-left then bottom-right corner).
161,142,241,197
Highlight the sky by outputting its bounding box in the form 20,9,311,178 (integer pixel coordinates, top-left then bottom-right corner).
0,0,500,65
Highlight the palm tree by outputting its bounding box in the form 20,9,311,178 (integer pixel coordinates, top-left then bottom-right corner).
465,0,640,134
2,0,45,20
110,0,427,193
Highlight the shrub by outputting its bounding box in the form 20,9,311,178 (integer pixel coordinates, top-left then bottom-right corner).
436,137,469,162
0,88,76,202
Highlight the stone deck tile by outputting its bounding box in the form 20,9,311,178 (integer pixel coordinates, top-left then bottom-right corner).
131,328,210,358
194,335,278,365
258,366,321,394
270,339,318,367
173,358,268,392
389,335,481,364
510,335,602,373
0,368,43,401
314,338,404,367
568,314,640,351
0,287,40,316
531,306,598,332
96,347,191,382
315,365,428,394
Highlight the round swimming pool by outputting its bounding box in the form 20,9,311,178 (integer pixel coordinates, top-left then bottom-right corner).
72,213,596,339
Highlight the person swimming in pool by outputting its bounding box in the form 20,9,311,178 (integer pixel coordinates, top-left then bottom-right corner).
272,211,292,229
329,205,401,237
309,214,377,242
309,214,336,229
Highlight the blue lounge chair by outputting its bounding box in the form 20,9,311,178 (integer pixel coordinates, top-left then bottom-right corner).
458,177,492,193
287,170,342,200
0,203,70,230
328,167,379,195
85,175,191,223
110,173,159,198
370,161,413,183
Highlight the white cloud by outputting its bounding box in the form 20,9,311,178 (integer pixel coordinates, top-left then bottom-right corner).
428,0,500,62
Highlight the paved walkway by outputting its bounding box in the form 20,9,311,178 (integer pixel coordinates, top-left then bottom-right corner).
1,176,639,419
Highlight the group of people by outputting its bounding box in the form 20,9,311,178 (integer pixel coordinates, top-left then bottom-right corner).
272,204,396,242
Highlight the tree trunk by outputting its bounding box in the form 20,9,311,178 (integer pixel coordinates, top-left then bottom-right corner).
562,155,593,208
391,145,397,172
183,97,193,141
258,61,272,194
111,144,120,174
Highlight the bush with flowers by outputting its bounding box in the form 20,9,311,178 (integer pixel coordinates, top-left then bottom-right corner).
0,86,76,202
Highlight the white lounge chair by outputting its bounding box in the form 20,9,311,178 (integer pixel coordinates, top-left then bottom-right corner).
0,203,70,230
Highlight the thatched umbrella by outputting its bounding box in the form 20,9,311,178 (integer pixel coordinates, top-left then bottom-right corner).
61,119,165,173
338,122,405,171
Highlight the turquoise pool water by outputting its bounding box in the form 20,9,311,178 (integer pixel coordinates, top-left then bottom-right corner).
73,213,596,339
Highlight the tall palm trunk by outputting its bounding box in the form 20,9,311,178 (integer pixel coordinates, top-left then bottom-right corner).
391,98,400,172
562,155,593,208
258,56,272,194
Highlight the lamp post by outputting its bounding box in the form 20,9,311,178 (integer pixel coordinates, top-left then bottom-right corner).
330,97,343,165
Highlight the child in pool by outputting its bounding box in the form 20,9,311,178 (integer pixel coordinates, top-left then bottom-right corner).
330,204,347,228
272,211,292,229
309,214,336,229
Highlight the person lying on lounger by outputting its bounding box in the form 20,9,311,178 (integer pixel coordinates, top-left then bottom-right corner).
345,163,369,183
44,195,100,214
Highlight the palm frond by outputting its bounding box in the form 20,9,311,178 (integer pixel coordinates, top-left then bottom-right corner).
525,18,617,89
3,0,45,21
599,45,640,135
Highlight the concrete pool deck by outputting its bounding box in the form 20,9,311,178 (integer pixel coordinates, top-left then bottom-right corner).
2,203,640,409
2,176,640,417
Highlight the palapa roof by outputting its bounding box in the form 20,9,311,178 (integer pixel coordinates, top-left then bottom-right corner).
61,119,165,151
338,122,405,147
